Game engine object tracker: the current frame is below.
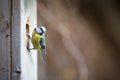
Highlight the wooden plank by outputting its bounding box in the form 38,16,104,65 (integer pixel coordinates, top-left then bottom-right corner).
0,0,11,80
11,0,21,80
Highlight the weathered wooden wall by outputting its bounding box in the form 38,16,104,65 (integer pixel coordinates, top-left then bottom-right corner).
0,0,37,80
0,0,11,80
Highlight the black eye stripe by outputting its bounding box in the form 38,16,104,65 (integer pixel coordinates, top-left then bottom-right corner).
34,28,36,31
40,28,43,32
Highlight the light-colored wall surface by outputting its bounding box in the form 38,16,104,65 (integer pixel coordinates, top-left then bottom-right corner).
20,0,37,80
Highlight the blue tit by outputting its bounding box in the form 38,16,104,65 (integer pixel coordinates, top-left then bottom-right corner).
31,25,46,50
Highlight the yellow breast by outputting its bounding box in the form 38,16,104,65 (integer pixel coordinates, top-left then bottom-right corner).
31,30,41,49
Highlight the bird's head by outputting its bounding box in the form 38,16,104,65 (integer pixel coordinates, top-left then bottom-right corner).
34,25,46,35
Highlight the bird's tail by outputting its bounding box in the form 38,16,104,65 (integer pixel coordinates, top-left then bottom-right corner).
41,48,45,63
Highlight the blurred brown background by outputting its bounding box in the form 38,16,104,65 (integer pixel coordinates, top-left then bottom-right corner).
37,0,120,80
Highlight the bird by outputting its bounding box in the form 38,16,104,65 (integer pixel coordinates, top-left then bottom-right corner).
26,25,46,63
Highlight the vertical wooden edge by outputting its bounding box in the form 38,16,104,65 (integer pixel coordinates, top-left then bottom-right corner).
11,0,21,80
